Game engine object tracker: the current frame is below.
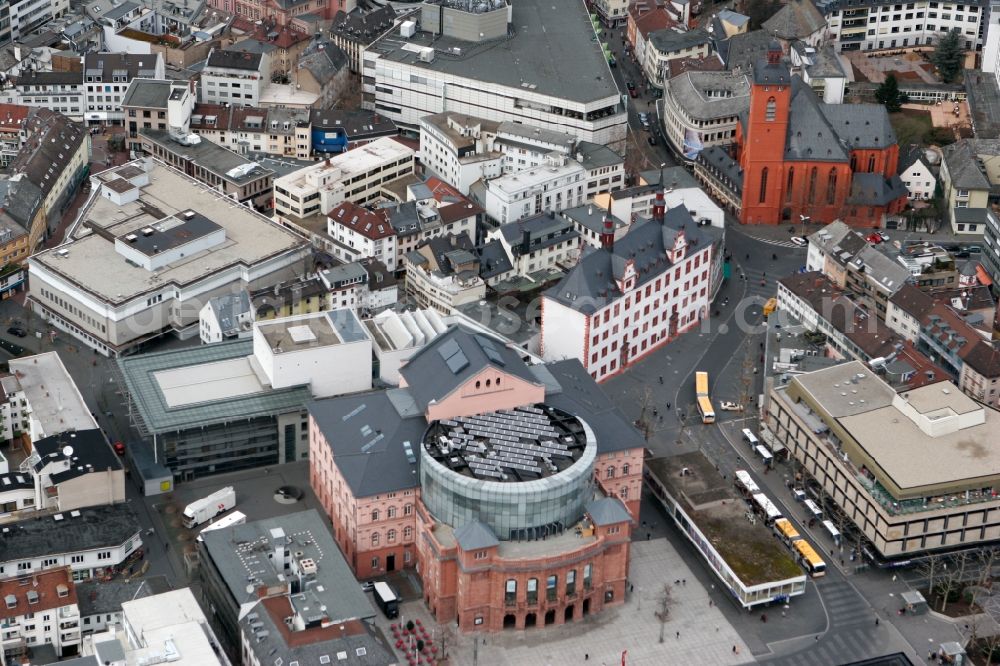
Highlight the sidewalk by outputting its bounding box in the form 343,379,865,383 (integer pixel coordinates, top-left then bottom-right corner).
381,539,753,666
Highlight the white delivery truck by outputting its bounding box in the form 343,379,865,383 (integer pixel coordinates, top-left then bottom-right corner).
196,510,247,542
182,487,236,528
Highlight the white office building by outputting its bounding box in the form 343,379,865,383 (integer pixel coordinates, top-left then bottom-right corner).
27,158,310,356
83,53,164,126
272,137,415,220
364,0,627,150
820,0,986,52
482,155,588,225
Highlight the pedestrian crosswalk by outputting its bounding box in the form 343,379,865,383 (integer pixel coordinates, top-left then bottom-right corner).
760,578,900,666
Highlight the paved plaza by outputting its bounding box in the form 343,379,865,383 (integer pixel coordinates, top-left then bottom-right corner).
381,539,752,666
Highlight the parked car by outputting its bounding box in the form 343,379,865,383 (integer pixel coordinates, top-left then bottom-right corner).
629,88,638,98
878,231,890,242
627,81,635,91
790,236,808,247
113,441,126,456
647,135,657,146
866,233,882,244
6,326,26,338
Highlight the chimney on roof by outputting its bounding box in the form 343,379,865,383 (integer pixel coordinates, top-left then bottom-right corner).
600,210,615,251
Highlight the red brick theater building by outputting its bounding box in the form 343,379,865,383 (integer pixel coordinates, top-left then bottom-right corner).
309,326,644,632
696,42,908,228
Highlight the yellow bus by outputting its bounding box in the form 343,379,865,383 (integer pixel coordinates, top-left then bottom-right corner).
697,396,716,424
695,371,714,423
792,539,827,577
773,518,800,544
763,297,777,318
695,371,709,397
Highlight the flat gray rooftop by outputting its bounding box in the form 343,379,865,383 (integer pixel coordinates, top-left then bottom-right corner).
372,0,620,105
32,160,307,305
836,385,1000,492
792,361,896,418
118,339,311,435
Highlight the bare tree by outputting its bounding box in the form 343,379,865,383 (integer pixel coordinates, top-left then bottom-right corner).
336,74,364,111
656,583,674,643
436,624,453,662
916,553,945,601
635,387,668,443
935,553,971,614
977,547,1000,587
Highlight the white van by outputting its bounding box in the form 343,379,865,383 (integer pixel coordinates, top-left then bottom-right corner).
742,428,759,447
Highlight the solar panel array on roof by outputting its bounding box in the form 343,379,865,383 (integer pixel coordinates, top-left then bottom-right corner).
424,405,587,481
438,337,469,374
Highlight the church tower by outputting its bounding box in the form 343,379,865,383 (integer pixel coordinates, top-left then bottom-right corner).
740,41,791,225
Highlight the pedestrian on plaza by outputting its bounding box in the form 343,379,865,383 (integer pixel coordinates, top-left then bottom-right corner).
733,646,738,654
875,617,879,626
682,579,686,586
675,631,680,639
585,654,589,661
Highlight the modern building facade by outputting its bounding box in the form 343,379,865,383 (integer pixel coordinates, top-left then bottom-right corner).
768,361,1000,560
119,310,371,480
27,159,310,356
309,326,644,631
363,0,628,150
272,137,415,221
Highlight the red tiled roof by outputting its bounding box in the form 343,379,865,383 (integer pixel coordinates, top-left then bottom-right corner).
328,201,393,240
635,9,677,37
424,176,484,222
0,104,29,133
0,568,76,621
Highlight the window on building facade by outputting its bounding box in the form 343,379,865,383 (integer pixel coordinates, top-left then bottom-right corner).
606,466,615,479
546,575,558,601
765,97,777,122
786,168,794,201
566,570,576,596
584,564,593,590
505,579,517,605
527,578,538,604
807,167,818,203
827,169,838,205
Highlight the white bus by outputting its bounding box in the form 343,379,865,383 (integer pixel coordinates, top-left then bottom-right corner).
741,428,759,447
734,470,760,497
755,444,774,467
752,493,782,525
804,499,823,521
822,520,842,547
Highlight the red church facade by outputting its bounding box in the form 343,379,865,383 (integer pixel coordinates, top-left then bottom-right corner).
700,43,908,229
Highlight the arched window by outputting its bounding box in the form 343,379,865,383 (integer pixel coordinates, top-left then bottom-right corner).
826,169,838,205
850,155,857,171
759,167,769,204
505,579,517,605
621,463,630,476
387,529,397,543
371,532,380,546
785,167,794,202
807,167,818,203
605,466,616,480
868,155,876,172
387,506,396,518
371,509,379,522
403,504,413,516
620,486,629,500
765,96,777,122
